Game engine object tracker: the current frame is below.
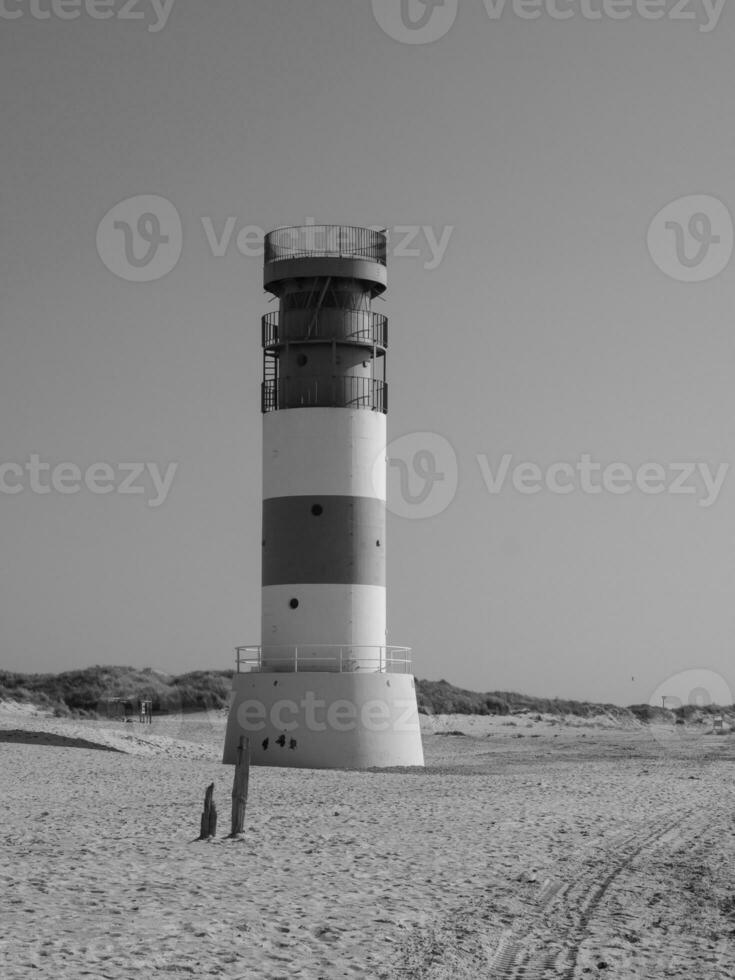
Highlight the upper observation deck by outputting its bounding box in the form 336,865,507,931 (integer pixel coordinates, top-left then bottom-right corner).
264,225,388,295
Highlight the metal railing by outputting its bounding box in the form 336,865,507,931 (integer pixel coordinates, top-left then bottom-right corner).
262,310,388,349
236,645,413,674
262,376,387,413
264,226,387,266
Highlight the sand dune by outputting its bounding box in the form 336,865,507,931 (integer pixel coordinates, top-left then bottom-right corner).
2,702,734,978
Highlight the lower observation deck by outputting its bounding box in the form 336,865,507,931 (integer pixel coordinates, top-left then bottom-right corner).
236,645,412,674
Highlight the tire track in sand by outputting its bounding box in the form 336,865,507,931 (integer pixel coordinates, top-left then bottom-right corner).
490,807,704,979
390,811,700,980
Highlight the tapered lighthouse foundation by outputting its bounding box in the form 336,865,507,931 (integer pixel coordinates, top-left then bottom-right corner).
223,225,424,769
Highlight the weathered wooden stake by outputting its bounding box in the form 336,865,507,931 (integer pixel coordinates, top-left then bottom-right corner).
229,735,250,837
198,782,217,839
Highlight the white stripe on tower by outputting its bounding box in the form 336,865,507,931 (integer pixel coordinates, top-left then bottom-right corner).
263,408,386,500
261,584,386,668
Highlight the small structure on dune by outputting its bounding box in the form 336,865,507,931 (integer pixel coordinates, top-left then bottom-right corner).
99,697,154,723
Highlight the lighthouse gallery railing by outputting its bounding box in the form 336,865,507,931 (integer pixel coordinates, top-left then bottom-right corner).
236,645,412,674
262,310,388,349
261,376,387,414
264,226,387,265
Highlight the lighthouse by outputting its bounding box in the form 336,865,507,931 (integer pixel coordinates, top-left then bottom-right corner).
223,225,424,769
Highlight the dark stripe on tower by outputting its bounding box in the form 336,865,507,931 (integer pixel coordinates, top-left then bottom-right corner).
262,495,385,586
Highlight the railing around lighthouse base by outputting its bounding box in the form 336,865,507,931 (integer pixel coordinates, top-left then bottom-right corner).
236,645,412,675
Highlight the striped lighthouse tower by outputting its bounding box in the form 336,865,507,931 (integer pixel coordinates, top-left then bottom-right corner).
224,225,424,769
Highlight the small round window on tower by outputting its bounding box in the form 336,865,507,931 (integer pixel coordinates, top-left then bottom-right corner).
289,598,299,609
311,504,323,516
296,354,308,367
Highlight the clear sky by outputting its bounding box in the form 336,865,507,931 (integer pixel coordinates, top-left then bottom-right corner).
2,0,735,706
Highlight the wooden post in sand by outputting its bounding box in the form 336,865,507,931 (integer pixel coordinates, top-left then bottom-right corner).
198,782,217,839
229,736,250,837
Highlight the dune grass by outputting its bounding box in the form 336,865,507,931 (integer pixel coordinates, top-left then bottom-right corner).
0,666,234,717
1,666,733,724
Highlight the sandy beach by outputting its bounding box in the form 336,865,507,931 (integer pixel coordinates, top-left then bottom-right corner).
2,703,734,979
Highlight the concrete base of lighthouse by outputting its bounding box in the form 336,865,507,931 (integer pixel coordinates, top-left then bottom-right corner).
223,672,425,769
